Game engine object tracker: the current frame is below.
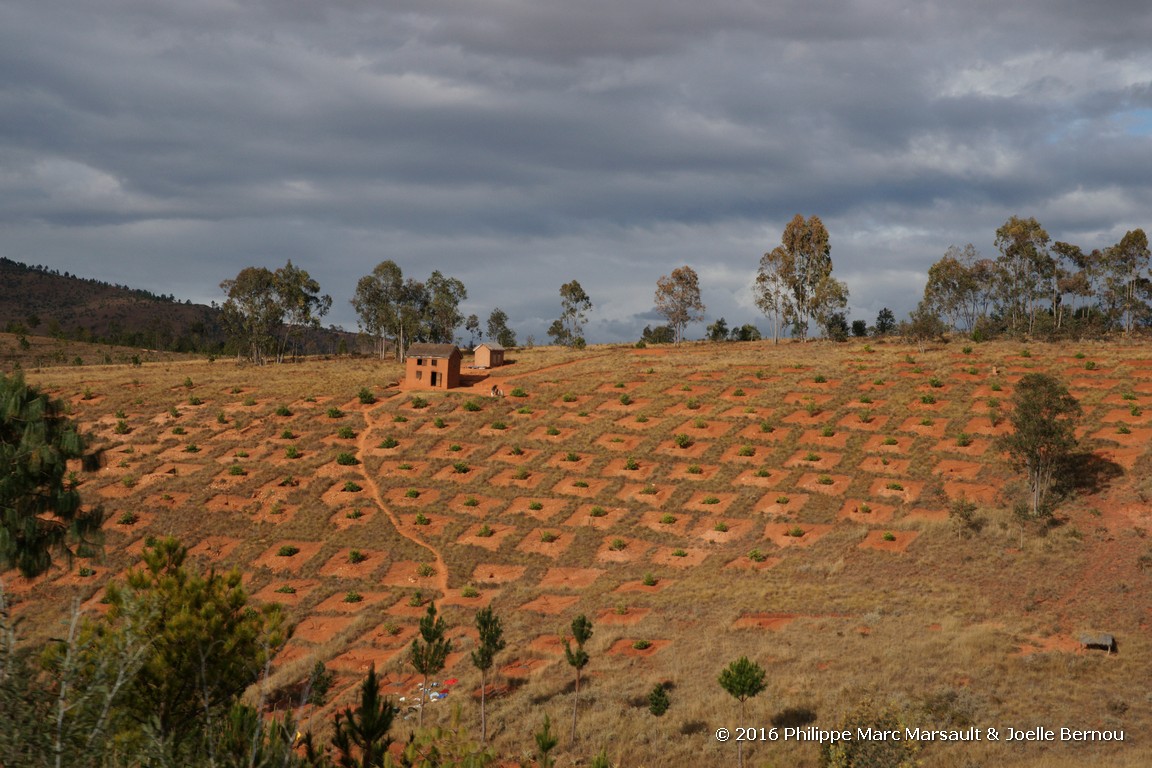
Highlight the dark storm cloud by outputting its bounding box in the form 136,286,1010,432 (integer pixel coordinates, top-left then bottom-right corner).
3,0,1152,342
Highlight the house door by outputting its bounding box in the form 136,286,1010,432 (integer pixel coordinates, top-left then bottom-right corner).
431,372,440,387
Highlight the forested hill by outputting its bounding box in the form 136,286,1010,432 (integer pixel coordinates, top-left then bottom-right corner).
0,257,225,351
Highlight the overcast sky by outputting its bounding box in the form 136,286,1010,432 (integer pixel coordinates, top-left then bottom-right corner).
3,1,1152,343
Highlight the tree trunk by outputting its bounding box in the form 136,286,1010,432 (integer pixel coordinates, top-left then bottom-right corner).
571,669,580,744
480,669,488,743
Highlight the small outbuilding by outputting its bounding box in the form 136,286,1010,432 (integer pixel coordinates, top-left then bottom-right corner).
473,342,505,369
405,343,461,390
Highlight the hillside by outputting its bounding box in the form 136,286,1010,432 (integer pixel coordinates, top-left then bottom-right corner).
0,257,224,351
5,339,1151,767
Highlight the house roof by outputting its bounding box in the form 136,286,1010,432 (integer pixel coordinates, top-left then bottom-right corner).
407,343,460,358
476,342,504,352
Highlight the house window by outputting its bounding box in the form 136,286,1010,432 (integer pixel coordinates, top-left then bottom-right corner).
432,359,438,367
417,358,425,366
415,370,422,380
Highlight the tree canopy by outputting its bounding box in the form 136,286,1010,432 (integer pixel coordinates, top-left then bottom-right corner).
0,372,101,578
653,266,706,344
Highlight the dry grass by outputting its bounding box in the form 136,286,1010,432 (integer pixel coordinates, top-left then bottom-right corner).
6,338,1152,766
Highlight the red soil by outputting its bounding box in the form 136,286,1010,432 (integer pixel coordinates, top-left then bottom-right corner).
692,518,755,543
785,449,844,470
762,523,835,548
639,510,693,536
470,563,528,584
942,481,1000,504
836,413,890,432
856,456,911,475
613,415,666,431
596,607,651,626
516,529,573,558
683,491,737,514
489,467,546,489
313,590,391,614
798,429,852,449
896,416,948,438
318,548,387,579
380,561,442,588
563,504,628,529
456,524,518,550
607,638,668,658
649,547,709,567
666,463,722,481
189,536,243,562
869,478,925,503
537,567,605,589
519,594,580,615
733,468,781,487
251,579,319,606
595,536,653,564
732,612,798,630
595,433,645,451
837,499,896,524
614,579,674,594
862,434,907,453
725,555,782,571
292,614,358,644
552,477,612,498
858,530,920,552
617,483,674,506
601,457,656,479
795,472,853,496
754,492,809,517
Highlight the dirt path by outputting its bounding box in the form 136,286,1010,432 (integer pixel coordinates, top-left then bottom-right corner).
355,402,449,597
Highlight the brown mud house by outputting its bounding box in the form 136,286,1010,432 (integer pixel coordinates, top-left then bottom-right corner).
405,343,461,389
473,342,505,368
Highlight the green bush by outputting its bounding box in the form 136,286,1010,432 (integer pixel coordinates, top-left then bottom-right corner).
336,452,359,466
277,545,300,557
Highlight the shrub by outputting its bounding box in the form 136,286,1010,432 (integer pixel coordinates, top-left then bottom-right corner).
173,426,187,436
962,345,972,354
433,417,446,428
463,497,480,507
410,396,428,409
540,531,559,543
674,433,693,449
274,584,296,594
859,503,872,514
343,481,362,492
343,591,363,603
242,396,257,407
701,496,720,504
564,452,580,462
414,513,430,526
281,429,295,439
687,464,703,475
759,421,775,433
358,387,377,404
228,464,246,476
821,425,835,437
337,426,357,439
660,513,677,525
882,436,898,445
732,388,745,397
859,395,873,404
755,468,771,477
408,592,424,607
463,400,482,412
1118,424,1132,434
636,414,649,423
405,488,420,498
624,457,640,470
562,393,577,403
327,407,344,418
886,482,904,491
491,421,507,430
882,531,897,542
417,563,435,577
516,469,532,480
346,509,363,519
275,405,293,417
671,548,688,557
509,445,524,456
920,394,936,404
632,640,652,650
775,496,790,505
929,377,944,388
786,526,805,537
609,538,627,551
748,549,767,562
72,565,93,578
804,452,820,462
686,398,701,410
453,461,470,474
814,374,827,383
117,511,139,525
713,521,729,532
336,452,359,466
639,484,657,494
477,524,494,538
619,393,633,405
518,407,533,414
114,420,130,435
1084,360,1097,370
285,445,301,459
589,506,607,517
919,417,934,426
693,418,707,429
738,445,755,457
546,426,560,436
642,573,658,586
462,585,480,598
956,433,973,447
393,414,408,423
277,545,300,557
816,475,833,485
380,437,399,449
348,550,367,563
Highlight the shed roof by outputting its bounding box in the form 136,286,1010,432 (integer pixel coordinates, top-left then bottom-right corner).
408,343,460,358
476,342,505,352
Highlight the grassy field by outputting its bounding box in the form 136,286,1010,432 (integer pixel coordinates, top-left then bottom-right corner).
5,335,1152,767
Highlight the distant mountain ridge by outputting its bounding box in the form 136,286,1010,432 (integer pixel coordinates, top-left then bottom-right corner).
0,257,225,352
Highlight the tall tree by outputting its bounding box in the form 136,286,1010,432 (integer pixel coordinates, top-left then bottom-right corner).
719,656,767,768
486,308,517,348
470,606,506,744
0,372,101,578
653,266,706,344
351,261,404,359
997,373,1082,517
220,267,281,363
91,537,286,758
562,614,593,743
994,216,1054,337
410,603,451,728
464,314,482,348
754,245,792,344
812,275,850,339
273,260,331,362
330,664,394,768
425,270,468,344
1104,229,1151,335
550,281,592,347
922,245,986,333
706,317,730,342
765,215,835,341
